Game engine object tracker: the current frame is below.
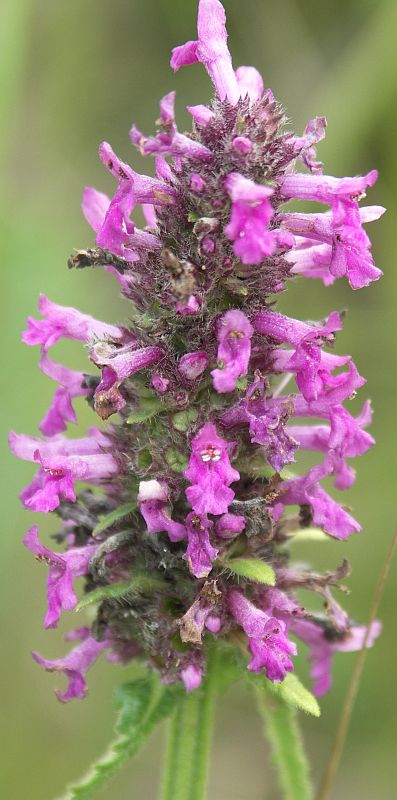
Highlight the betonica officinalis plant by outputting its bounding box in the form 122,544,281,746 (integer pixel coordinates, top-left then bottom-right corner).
11,2,384,798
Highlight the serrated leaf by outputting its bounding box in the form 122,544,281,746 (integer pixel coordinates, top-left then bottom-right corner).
76,574,167,611
127,396,163,424
227,557,276,586
61,676,183,800
92,502,137,536
267,673,320,718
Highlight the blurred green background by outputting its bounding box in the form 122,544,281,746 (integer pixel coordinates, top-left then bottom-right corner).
1,1,396,798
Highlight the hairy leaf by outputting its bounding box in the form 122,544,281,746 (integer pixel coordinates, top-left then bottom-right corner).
267,673,320,718
255,685,313,800
227,557,276,586
127,396,164,424
92,502,137,536
76,574,168,611
61,676,183,799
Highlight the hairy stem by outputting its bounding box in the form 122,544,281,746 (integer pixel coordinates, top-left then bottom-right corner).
256,687,312,800
160,649,219,800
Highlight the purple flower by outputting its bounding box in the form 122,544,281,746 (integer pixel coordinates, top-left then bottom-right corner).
10,429,118,512
181,663,203,692
221,376,298,473
292,619,382,696
151,374,170,394
224,173,275,265
184,423,239,516
280,169,378,204
288,405,374,490
38,353,89,437
254,309,348,401
137,480,186,542
171,0,240,105
215,513,246,539
183,512,218,578
229,590,297,682
235,66,264,103
211,309,254,393
178,351,209,381
130,92,212,162
89,339,164,418
23,526,97,628
289,116,327,174
283,202,384,290
272,461,361,540
22,294,122,352
32,628,109,702
232,135,253,154
187,104,215,126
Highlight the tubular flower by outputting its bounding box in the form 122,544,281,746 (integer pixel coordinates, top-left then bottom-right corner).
13,0,382,702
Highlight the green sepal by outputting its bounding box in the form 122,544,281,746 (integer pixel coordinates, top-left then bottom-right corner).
92,502,137,536
226,557,276,586
76,574,168,611
61,675,183,800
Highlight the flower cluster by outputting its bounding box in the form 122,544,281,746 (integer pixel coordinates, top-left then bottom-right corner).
12,0,382,703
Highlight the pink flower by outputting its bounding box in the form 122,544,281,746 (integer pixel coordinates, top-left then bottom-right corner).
22,294,121,352
224,173,275,264
10,429,118,512
24,527,97,628
171,0,240,105
184,423,239,516
32,628,109,702
211,309,254,393
38,353,89,437
292,618,382,696
183,512,218,578
89,339,164,418
178,351,209,381
229,590,297,682
137,480,186,542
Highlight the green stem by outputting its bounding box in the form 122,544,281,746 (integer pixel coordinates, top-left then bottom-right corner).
256,688,312,800
160,649,218,800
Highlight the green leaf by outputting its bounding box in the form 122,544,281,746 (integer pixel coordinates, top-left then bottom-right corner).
76,574,168,611
165,447,188,473
127,396,164,424
92,502,137,536
61,676,183,800
172,407,198,432
227,557,276,586
255,685,313,800
267,673,320,718
289,527,328,544
137,448,152,469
